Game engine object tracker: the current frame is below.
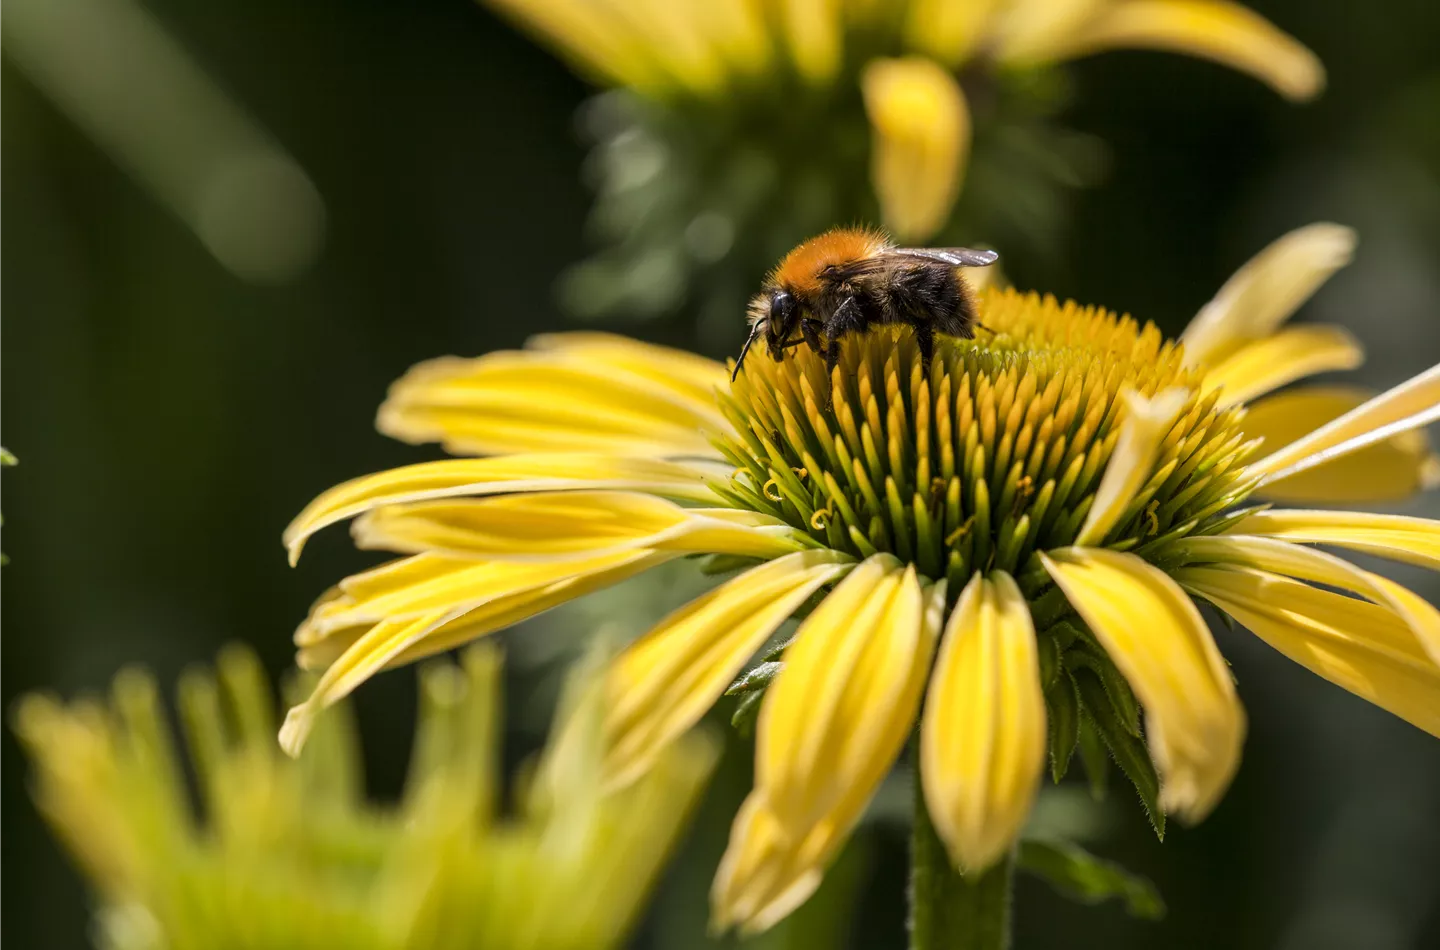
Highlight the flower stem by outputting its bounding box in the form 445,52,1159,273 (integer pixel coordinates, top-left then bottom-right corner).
910,774,1014,950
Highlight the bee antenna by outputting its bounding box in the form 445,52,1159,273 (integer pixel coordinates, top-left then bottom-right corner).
732,324,761,381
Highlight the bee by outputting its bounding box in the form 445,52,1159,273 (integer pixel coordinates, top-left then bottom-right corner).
733,228,999,380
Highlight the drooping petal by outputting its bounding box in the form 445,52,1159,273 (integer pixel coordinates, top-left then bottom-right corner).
1076,388,1190,546
1228,509,1440,572
376,334,731,458
1238,386,1440,503
755,557,934,832
296,549,663,643
604,550,856,789
713,579,948,934
283,454,723,563
282,549,670,755
711,796,841,936
1041,548,1245,821
351,491,806,562
861,58,971,243
1202,325,1363,408
1179,565,1440,737
1182,223,1355,367
921,572,1045,872
1175,535,1440,665
1248,365,1440,485
1036,1,1325,103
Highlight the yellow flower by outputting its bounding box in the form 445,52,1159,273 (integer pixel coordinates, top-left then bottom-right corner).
282,222,1440,933
14,644,715,950
485,0,1322,243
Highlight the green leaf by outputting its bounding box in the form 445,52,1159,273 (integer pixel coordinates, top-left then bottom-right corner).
1074,669,1165,840
1066,644,1141,737
726,660,782,696
731,690,764,738
1046,675,1079,783
1018,839,1166,920
1077,717,1109,801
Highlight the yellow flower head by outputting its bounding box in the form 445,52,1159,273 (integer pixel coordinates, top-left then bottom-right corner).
282,222,1440,933
14,644,715,950
486,0,1324,321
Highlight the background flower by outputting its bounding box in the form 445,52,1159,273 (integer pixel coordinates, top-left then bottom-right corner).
481,0,1322,336
13,643,716,950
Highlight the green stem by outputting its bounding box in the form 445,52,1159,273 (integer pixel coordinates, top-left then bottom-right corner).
910,775,1015,950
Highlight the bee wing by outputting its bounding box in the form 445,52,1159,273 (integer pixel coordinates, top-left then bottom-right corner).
890,247,999,268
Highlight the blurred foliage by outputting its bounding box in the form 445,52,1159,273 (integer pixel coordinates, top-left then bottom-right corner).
12,643,715,950
562,70,1101,342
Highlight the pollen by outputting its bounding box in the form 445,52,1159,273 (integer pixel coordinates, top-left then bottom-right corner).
714,287,1258,591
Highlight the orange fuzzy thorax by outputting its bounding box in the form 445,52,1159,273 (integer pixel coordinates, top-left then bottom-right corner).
769,227,890,293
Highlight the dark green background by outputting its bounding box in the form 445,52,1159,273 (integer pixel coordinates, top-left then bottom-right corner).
5,1,1439,947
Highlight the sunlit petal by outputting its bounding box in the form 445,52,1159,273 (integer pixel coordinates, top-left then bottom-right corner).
1176,534,1440,665
1040,1,1325,103
1228,509,1440,572
376,335,731,458
604,550,856,788
1239,386,1440,503
351,491,805,562
1076,388,1190,546
1182,223,1354,367
757,556,935,831
1042,548,1244,821
284,454,722,563
1180,565,1440,736
921,572,1045,872
1248,366,1440,485
1203,325,1363,408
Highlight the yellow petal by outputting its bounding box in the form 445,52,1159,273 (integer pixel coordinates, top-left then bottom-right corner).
1041,548,1244,821
713,579,948,934
861,58,970,243
282,550,669,754
483,0,669,92
921,572,1045,872
756,557,934,831
526,332,730,406
1203,325,1363,408
904,0,1003,64
1175,535,1440,666
1248,367,1440,485
1228,508,1440,572
1076,388,1190,546
297,549,655,641
376,335,730,458
993,0,1109,61
351,491,804,562
604,550,856,788
1179,565,1440,737
780,0,842,86
1238,386,1440,503
711,796,836,936
1040,1,1325,103
1182,223,1355,367
283,454,721,564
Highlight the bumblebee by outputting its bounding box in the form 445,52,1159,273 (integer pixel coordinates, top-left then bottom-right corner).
733,228,998,379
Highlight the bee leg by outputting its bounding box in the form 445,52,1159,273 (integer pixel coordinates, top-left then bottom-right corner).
800,318,826,358
913,322,935,367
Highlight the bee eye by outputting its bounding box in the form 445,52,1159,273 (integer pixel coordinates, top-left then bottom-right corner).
770,291,797,329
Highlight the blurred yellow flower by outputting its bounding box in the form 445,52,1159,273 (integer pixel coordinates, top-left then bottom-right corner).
14,644,715,950
486,0,1322,244
281,222,1439,932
